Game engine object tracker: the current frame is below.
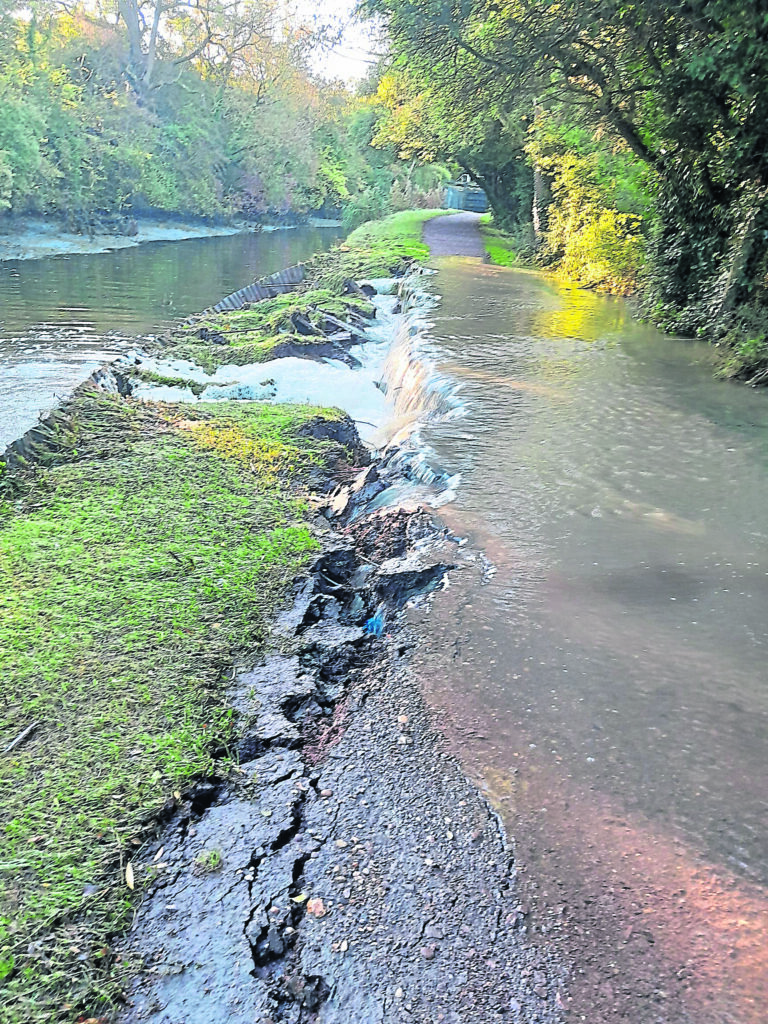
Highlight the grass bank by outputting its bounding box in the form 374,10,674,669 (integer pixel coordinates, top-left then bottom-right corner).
170,288,376,373
0,207,442,1021
478,213,521,267
302,208,447,290
0,392,355,1023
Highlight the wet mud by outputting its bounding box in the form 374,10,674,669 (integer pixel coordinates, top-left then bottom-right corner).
116,474,566,1024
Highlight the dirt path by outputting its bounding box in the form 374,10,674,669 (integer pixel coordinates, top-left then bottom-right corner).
423,212,487,258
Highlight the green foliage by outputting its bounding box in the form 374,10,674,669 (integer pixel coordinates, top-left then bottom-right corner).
194,848,223,873
0,393,349,1023
479,214,519,267
527,113,649,293
367,0,768,370
373,68,531,231
0,9,442,226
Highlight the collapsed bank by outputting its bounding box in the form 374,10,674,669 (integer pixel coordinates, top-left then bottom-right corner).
0,211,566,1024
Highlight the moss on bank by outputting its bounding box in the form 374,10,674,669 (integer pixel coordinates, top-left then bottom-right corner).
0,392,352,1024
171,288,375,372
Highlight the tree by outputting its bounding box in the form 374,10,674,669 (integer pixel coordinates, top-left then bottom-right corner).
365,0,768,328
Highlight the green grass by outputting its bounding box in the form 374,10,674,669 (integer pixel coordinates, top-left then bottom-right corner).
166,288,375,372
716,332,768,384
156,211,449,372
478,213,519,267
126,367,209,397
0,393,351,1023
304,209,448,290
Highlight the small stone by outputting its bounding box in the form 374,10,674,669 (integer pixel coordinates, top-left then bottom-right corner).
334,839,348,848
420,944,437,960
340,939,349,952
534,985,548,999
397,715,409,725
321,789,333,798
395,988,404,999
306,898,327,918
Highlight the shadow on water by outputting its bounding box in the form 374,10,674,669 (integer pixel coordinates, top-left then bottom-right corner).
406,256,768,1023
0,226,340,448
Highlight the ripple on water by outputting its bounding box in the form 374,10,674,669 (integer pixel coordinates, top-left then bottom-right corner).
407,259,768,1022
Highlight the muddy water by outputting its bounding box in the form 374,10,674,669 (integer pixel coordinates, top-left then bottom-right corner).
0,226,339,449
407,258,768,1022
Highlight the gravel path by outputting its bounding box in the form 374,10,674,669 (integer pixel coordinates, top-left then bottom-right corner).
423,212,487,258
117,505,566,1024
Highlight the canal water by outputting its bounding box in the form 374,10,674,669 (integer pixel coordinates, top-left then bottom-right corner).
0,225,339,449
401,256,768,1023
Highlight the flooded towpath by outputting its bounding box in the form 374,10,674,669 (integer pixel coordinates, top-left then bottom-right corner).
411,213,768,1022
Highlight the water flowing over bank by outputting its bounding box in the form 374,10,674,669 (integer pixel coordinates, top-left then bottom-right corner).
0,226,339,449
403,254,768,1022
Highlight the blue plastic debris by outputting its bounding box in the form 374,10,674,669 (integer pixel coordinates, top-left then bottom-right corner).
364,612,385,636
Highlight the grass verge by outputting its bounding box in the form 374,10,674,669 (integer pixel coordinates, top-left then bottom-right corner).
159,211,444,372
478,213,519,267
0,392,352,1023
303,208,448,290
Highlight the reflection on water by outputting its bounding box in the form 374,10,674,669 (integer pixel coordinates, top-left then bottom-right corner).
410,257,768,1022
0,226,339,448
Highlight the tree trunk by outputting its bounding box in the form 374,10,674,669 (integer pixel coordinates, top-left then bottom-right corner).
463,157,532,231
532,165,550,244
117,0,144,76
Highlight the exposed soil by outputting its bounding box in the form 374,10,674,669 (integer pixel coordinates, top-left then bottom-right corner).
115,469,567,1024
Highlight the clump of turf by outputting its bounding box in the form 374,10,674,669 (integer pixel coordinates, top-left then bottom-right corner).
0,391,351,1024
124,367,209,396
165,289,375,372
